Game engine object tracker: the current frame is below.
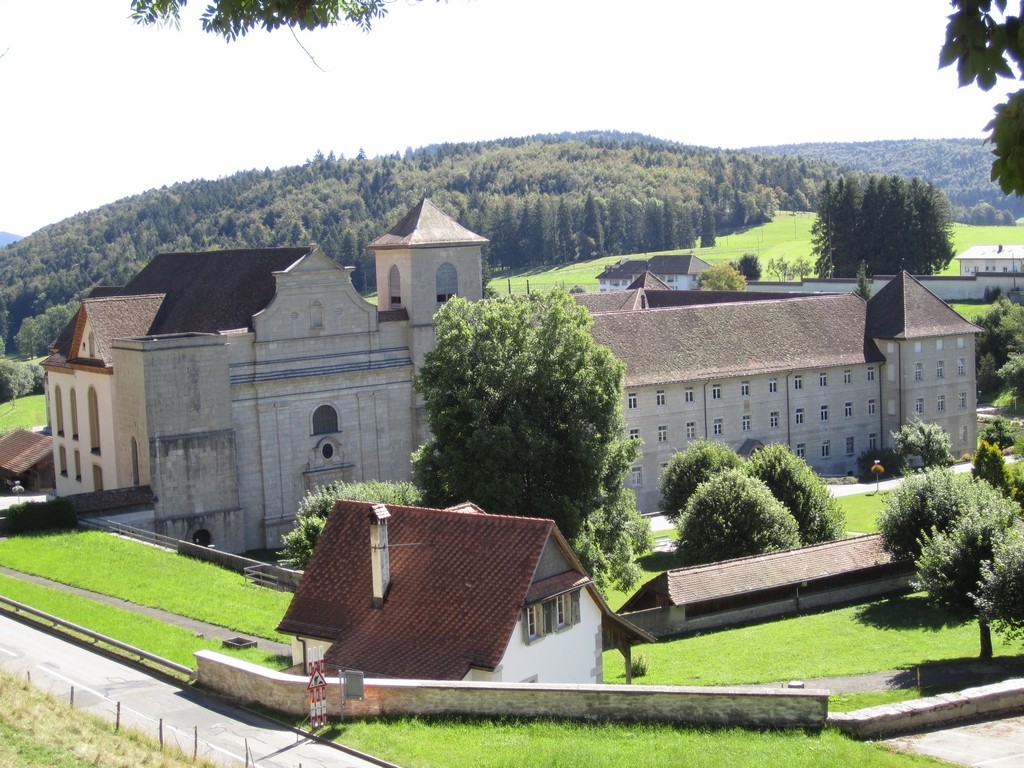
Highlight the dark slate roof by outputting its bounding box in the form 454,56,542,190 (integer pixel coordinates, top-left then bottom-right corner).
121,248,311,335
0,430,52,474
866,271,980,340
575,287,814,315
367,198,489,251
278,500,592,680
589,293,883,387
599,254,711,280
66,485,156,515
575,290,647,313
621,534,903,611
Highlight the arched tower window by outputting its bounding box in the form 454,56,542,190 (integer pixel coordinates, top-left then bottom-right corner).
436,263,458,304
87,387,101,454
310,300,323,328
388,265,402,309
54,385,64,436
312,404,338,435
70,388,79,439
130,437,140,486
88,332,96,358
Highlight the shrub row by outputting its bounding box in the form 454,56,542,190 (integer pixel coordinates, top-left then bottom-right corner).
4,498,77,533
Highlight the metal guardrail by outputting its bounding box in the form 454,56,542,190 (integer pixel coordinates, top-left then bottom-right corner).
0,594,194,678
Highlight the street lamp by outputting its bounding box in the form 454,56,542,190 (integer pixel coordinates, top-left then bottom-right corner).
10,480,25,503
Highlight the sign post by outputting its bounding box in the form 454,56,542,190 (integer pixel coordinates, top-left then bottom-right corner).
306,647,328,729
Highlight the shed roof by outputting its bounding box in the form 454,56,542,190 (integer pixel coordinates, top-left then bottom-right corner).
0,430,52,474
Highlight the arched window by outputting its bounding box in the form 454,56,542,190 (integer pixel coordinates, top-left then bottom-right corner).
389,265,402,309
87,387,101,454
70,389,79,439
436,263,458,304
54,385,64,436
88,332,96,358
92,464,103,491
130,437,140,486
312,404,338,435
310,300,323,328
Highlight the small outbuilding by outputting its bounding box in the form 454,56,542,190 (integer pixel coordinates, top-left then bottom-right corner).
619,534,914,638
0,429,54,492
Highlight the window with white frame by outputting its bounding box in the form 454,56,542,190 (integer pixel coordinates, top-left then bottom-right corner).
770,411,779,428
820,405,829,421
843,369,852,385
523,591,581,644
959,391,967,409
794,375,803,390
869,433,877,451
914,362,923,381
868,398,876,415
686,421,696,438
914,341,922,353
685,387,694,403
628,393,637,409
795,408,804,424
958,357,966,376
656,390,666,406
796,443,805,458
631,466,643,486
769,377,778,393
821,440,831,458
819,372,827,387
937,394,946,411
936,360,944,379
936,339,943,351
742,414,751,432
712,384,721,400
741,381,749,396
846,436,855,455
844,401,853,418
867,366,875,381
713,418,723,435
657,425,667,443
915,397,924,415
629,428,640,440
957,336,965,349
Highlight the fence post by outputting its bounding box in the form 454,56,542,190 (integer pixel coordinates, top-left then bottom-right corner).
70,685,74,708
116,701,121,731
159,717,164,749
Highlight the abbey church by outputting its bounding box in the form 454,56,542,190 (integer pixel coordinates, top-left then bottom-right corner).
43,199,485,552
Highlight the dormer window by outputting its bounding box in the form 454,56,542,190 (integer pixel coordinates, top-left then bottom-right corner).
522,590,581,644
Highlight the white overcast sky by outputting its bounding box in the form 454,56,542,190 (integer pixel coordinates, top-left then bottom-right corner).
0,0,1011,236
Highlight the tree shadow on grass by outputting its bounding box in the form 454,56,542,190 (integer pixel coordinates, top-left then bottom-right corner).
636,549,680,573
852,594,971,632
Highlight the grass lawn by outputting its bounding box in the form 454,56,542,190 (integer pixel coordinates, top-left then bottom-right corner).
0,394,47,433
836,490,888,534
0,573,286,669
327,717,943,768
603,549,679,612
0,530,292,643
605,593,1020,687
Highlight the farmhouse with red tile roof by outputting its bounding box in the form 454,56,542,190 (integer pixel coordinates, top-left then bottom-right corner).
277,499,651,683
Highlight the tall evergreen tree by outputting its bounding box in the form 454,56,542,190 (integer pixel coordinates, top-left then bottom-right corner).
580,192,604,261
700,202,716,248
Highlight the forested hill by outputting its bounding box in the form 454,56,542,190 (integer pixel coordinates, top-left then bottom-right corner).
749,138,1017,223
0,132,837,352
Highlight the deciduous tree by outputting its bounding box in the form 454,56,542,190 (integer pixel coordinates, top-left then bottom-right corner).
676,469,800,566
412,290,652,590
892,419,952,469
746,444,845,545
696,263,746,291
659,440,743,522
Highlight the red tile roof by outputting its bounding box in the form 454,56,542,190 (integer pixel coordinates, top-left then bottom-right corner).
621,534,904,611
0,430,52,474
866,271,980,340
278,500,591,680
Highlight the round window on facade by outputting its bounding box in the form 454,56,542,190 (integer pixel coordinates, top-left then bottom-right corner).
321,442,334,460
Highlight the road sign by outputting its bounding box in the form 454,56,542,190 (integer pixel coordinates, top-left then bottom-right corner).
306,648,328,728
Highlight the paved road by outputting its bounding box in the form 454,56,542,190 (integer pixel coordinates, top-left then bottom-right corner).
885,714,1024,767
0,612,390,768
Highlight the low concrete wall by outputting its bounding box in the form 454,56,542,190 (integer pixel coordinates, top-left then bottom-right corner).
177,542,301,590
195,651,828,729
622,575,915,638
829,678,1024,738
749,273,1021,303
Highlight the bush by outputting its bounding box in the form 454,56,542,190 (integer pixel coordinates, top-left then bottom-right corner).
4,497,77,533
660,441,743,521
981,416,1020,451
630,652,650,678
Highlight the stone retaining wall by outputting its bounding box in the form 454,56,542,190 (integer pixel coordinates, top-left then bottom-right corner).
195,651,828,729
829,678,1024,738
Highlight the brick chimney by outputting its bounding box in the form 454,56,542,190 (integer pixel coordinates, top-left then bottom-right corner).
369,503,391,608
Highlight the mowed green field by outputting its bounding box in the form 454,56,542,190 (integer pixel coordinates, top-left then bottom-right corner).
0,394,46,433
493,216,1023,295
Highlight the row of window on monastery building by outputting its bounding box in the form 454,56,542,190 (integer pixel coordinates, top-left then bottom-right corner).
52,384,104,490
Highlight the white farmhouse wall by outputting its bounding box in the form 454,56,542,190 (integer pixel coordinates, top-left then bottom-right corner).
474,589,605,684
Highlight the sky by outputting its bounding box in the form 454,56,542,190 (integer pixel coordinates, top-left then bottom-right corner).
0,1,1012,236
